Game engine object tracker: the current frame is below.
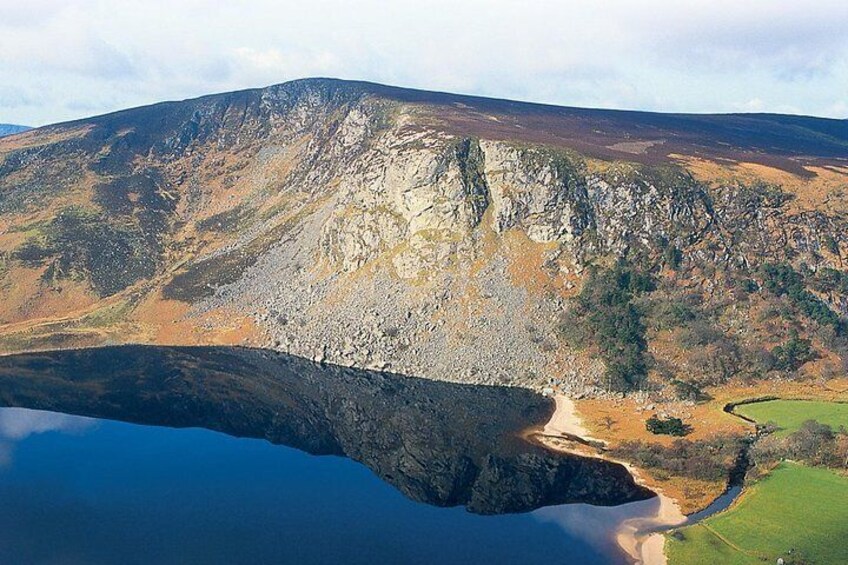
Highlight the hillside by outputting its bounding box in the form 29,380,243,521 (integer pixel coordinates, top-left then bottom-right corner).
0,124,31,138
1,78,847,398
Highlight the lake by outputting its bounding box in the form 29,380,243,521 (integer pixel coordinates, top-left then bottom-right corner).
0,346,660,564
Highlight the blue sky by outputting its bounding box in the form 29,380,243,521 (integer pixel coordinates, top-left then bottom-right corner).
2,0,846,126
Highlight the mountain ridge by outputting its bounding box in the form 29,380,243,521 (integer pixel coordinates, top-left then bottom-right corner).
0,77,847,397
28,78,848,176
50,77,848,127
0,124,31,138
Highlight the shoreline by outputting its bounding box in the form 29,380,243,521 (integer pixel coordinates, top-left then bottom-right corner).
614,465,686,565
533,394,686,565
541,394,604,443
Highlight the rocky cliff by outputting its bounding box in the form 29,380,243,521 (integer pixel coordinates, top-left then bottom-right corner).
0,79,847,393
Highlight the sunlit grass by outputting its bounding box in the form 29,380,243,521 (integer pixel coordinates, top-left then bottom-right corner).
736,399,848,437
667,462,848,565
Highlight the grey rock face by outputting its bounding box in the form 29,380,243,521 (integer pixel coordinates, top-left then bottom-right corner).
156,82,845,390
482,141,593,243
3,79,845,390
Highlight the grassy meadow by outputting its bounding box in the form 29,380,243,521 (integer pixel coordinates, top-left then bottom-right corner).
666,462,848,564
667,399,848,564
736,400,848,437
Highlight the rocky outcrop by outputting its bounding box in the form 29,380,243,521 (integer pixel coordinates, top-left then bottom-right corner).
0,78,846,391
482,141,593,243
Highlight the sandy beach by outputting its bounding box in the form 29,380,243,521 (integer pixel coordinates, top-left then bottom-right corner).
541,394,605,443
535,394,686,565
614,476,686,565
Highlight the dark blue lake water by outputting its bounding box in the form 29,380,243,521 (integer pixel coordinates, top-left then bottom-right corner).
0,407,656,565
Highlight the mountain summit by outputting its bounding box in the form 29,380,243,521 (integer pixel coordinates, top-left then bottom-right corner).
1,78,847,392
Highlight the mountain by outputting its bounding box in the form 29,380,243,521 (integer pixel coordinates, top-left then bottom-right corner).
0,124,30,138
1,78,847,396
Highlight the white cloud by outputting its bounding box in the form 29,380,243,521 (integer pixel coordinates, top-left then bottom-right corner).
737,98,765,112
0,407,95,440
829,101,848,117
232,47,343,82
1,0,846,125
0,407,96,468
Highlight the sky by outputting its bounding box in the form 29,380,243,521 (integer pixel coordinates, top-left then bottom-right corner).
1,0,847,126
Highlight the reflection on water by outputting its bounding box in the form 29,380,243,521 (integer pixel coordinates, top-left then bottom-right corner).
0,406,640,565
0,346,658,564
0,407,95,440
0,407,96,466
534,497,662,558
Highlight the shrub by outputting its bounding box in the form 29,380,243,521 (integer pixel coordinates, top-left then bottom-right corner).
677,320,723,348
687,339,742,386
12,206,157,296
612,436,745,481
663,245,683,270
750,420,848,470
810,266,848,296
760,263,843,331
746,347,777,374
644,298,698,331
646,415,691,436
787,420,836,464
12,237,53,264
739,278,759,293
771,330,816,372
557,308,590,348
564,262,655,391
671,380,711,402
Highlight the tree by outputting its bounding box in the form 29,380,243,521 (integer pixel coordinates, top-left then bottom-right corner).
788,420,835,464
663,245,683,270
771,330,815,372
646,415,690,436
601,416,616,430
572,263,654,391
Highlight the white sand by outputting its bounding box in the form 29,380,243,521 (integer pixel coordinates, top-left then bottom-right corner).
615,482,686,565
542,394,605,443
535,394,685,565
639,533,669,565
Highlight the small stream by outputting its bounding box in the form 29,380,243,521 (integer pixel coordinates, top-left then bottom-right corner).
683,485,743,524
651,399,768,538
623,402,761,561
670,401,758,529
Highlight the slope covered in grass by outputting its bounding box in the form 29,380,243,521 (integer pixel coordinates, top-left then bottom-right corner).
737,400,848,437
667,462,848,564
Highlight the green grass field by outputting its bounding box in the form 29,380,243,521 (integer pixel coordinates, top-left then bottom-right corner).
735,400,848,437
666,462,848,564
